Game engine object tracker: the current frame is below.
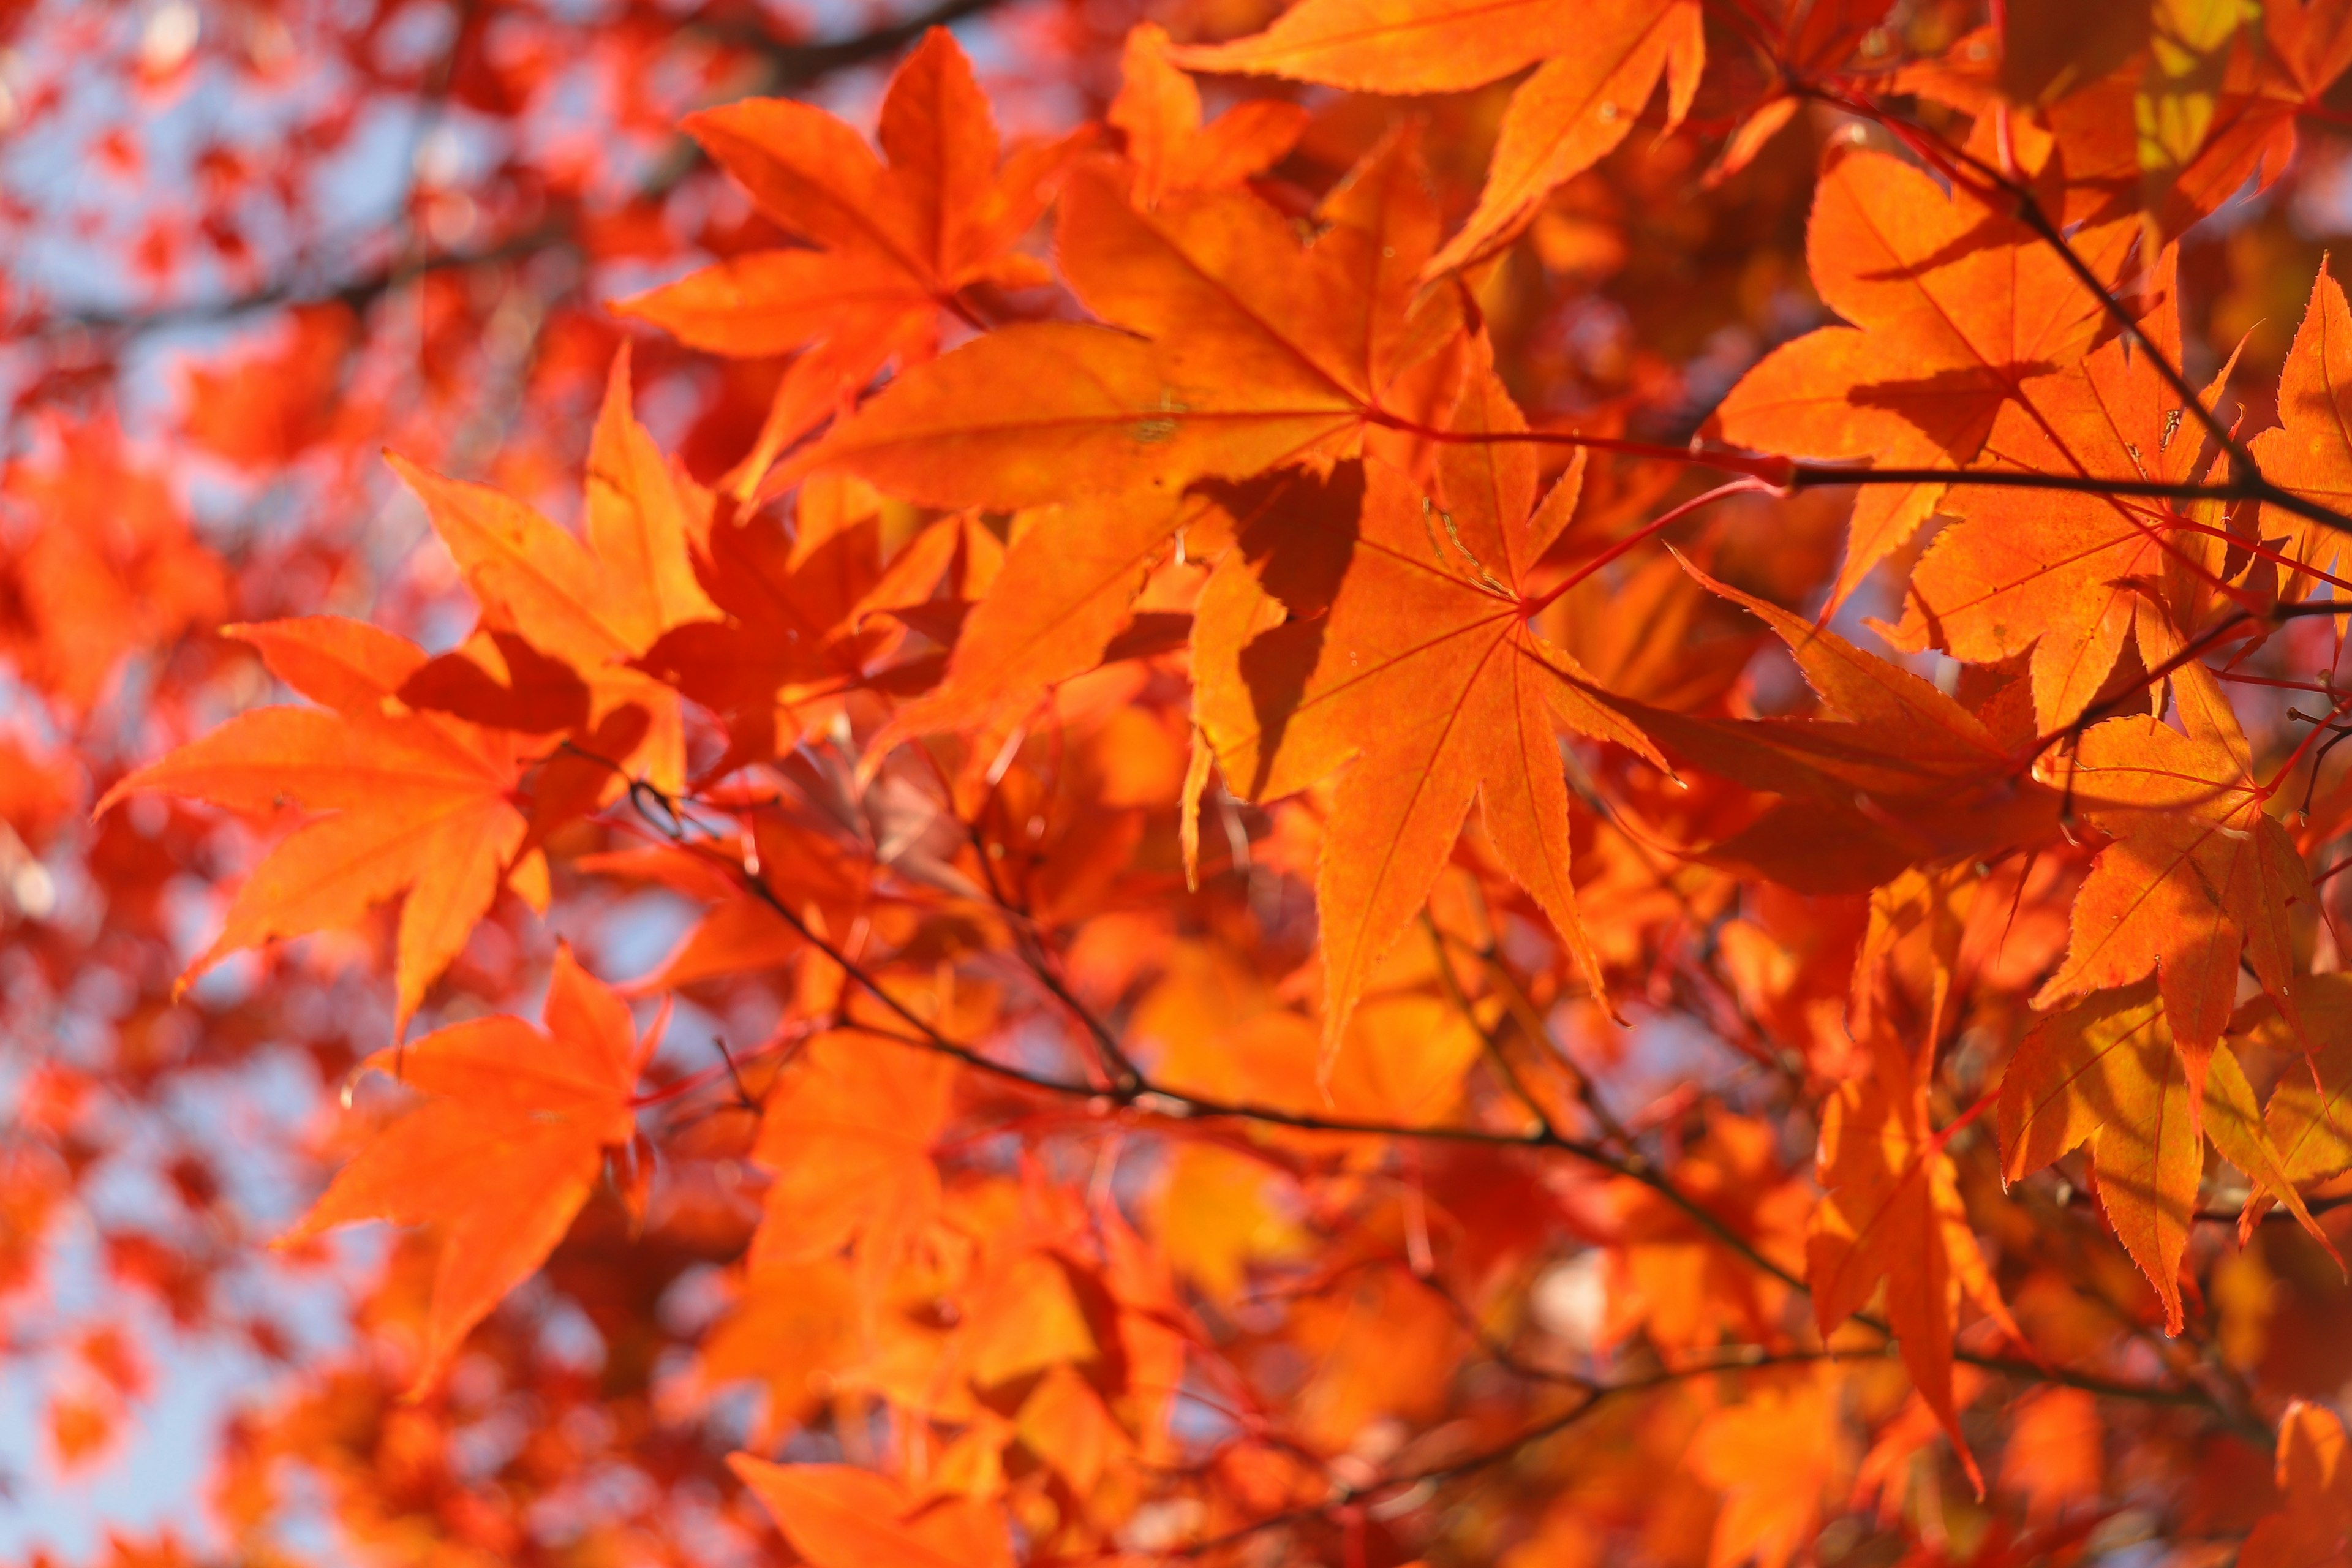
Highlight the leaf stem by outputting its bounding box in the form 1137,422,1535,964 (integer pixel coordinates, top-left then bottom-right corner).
1521,477,1774,616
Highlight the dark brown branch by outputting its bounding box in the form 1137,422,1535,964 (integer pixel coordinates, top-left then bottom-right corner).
2059,1184,2352,1227
638,775,1822,1293
1360,428,2352,545
1165,1350,1833,1559
690,0,1011,81
1779,77,2352,579
21,224,570,339
921,737,1149,1093
1164,1338,2221,1559
1975,156,2255,484
1786,464,2352,543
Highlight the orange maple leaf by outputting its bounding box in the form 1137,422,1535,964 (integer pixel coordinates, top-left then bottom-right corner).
2242,1400,2352,1568
390,345,717,794
1998,1387,2105,1523
1593,563,2064,895
181,303,355,470
633,473,907,772
1110,23,1307,209
728,1457,1014,1568
4,417,228,715
1169,0,1587,92
2246,972,2352,1194
1809,1025,2016,1492
620,29,1076,386
2250,258,2352,601
1604,1112,1810,1351
1713,146,2131,607
1193,358,1653,1050
791,128,1462,509
1885,250,2237,732
2032,658,2311,1092
747,1033,954,1295
97,616,527,1038
1998,982,2327,1334
2044,0,2352,241
864,126,1477,744
1170,0,1701,273
1137,934,1487,1130
699,1258,858,1444
1686,1376,1847,1568
868,491,1202,745
280,945,650,1391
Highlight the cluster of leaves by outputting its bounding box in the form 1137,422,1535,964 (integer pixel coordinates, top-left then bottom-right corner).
18,0,2352,1565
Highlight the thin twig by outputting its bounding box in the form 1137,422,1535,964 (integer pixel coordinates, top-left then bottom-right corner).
1423,911,1564,1143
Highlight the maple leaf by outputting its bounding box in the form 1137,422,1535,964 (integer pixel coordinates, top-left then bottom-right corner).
2032,657,2311,1094
730,1455,1013,1568
1809,1023,2016,1490
2232,971,2352,1198
866,488,1219,748
1849,863,1976,1053
97,616,527,1038
390,345,717,793
1169,0,1701,273
1885,249,2237,732
1420,0,1701,273
1604,1112,1811,1350
1193,361,1655,1049
699,1258,858,1444
953,1232,1105,1393
634,473,902,773
1999,1387,2103,1524
2,417,228,715
747,1033,954,1295
1150,1140,1307,1296
1591,562,2064,895
280,945,650,1391
1996,0,2153,106
1997,982,2326,1334
180,303,355,470
1137,935,1487,1129
2036,0,2352,241
1167,0,1587,91
1686,1376,1846,1568
1713,147,2131,607
2241,1400,2352,1568
620,29,1074,388
776,127,1469,742
791,127,1461,509
837,126,1468,747
1016,1363,1136,1495
2250,258,2352,600
1110,23,1308,209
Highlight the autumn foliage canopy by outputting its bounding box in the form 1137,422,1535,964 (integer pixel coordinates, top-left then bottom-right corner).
21,0,2352,1562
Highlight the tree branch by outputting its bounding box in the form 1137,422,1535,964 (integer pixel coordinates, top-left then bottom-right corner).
1163,1335,2227,1559
1165,1349,1835,1559
1786,464,2352,543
